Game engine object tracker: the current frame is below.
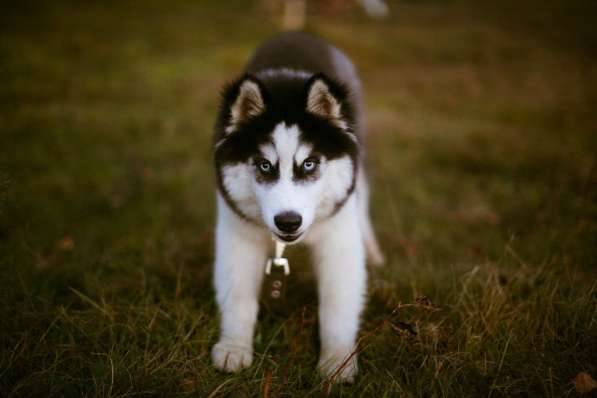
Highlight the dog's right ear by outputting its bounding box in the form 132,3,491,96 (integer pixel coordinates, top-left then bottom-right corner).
224,76,266,134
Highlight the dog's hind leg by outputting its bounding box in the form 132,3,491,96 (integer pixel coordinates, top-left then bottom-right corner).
356,169,385,266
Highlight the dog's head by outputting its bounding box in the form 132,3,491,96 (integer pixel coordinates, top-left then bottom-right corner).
213,72,359,243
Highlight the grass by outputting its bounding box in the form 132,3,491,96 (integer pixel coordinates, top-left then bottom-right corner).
1,0,596,396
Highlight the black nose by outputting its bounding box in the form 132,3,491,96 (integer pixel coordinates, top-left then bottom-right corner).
274,211,302,233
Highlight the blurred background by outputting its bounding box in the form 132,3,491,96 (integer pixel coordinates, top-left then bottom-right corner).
1,0,596,396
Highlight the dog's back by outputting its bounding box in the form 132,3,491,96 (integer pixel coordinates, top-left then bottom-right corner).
245,31,365,138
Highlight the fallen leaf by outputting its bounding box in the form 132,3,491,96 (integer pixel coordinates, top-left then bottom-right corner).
399,238,417,257
58,236,74,251
573,371,597,394
386,320,417,336
180,377,199,393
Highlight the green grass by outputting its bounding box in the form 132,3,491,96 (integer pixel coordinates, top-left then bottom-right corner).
1,1,596,396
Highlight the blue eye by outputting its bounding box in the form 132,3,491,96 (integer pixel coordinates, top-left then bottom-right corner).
257,160,272,173
302,158,318,173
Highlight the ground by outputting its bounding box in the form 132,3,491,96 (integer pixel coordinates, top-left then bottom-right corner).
1,1,596,397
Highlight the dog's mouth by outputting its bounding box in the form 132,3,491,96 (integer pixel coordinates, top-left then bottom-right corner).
274,232,303,243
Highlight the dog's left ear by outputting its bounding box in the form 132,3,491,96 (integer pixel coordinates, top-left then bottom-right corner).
305,74,347,125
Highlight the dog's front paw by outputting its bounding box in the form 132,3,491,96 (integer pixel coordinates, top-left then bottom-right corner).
211,341,253,373
318,351,358,383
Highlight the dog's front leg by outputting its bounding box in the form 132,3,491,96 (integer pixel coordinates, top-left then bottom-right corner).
309,197,367,383
212,200,268,373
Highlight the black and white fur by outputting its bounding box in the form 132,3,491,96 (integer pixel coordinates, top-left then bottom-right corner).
211,32,383,383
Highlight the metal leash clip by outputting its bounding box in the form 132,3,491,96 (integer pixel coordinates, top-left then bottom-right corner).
265,257,290,276
264,238,289,302
265,239,290,276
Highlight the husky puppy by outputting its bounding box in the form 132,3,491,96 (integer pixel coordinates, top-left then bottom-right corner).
212,32,383,383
